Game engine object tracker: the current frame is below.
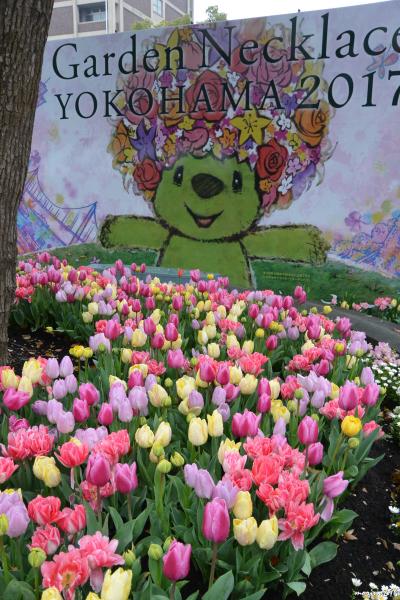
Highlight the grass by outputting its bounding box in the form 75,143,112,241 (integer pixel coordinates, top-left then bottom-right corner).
27,243,400,302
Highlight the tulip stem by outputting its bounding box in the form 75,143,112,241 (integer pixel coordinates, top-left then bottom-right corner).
0,537,10,584
127,493,133,520
169,581,176,600
329,433,343,474
208,542,218,589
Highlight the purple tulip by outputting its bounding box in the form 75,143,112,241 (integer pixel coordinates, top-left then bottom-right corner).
273,417,286,437
217,403,230,422
128,387,148,416
46,399,64,424
188,390,204,410
52,379,67,400
65,374,78,394
183,463,198,488
212,480,239,509
361,367,375,386
45,358,59,379
56,411,75,434
320,471,349,521
118,398,133,422
59,356,74,378
193,469,215,499
211,387,226,407
0,492,29,537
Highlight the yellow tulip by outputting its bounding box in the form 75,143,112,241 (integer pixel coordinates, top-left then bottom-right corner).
82,311,93,324
233,491,253,519
341,415,362,437
101,568,132,600
120,348,133,364
131,329,147,348
233,517,258,546
22,359,42,384
205,311,215,325
134,425,154,448
18,375,33,397
226,334,240,349
148,384,168,407
86,594,101,600
239,374,258,395
188,417,208,446
242,340,254,353
197,329,208,345
87,302,99,315
216,305,227,318
1,368,19,389
217,439,241,464
269,379,280,400
41,589,63,600
205,324,216,339
176,375,196,400
154,422,172,447
229,366,242,385
207,343,220,359
207,410,224,437
256,516,279,550
271,405,290,424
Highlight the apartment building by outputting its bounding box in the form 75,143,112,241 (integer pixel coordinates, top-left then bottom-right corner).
49,0,194,39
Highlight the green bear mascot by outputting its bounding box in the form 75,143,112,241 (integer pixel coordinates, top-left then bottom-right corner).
100,23,332,288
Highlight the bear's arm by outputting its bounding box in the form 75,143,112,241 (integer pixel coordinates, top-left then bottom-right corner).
242,225,329,263
100,215,169,250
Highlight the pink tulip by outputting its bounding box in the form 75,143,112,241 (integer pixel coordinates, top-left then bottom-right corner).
104,319,122,340
323,471,348,498
202,498,230,543
56,411,75,434
167,349,186,369
307,442,324,466
151,333,165,349
199,362,215,383
162,540,192,581
248,303,259,319
65,374,78,394
257,393,271,413
114,463,138,494
361,383,379,407
338,382,359,411
168,313,179,328
79,383,100,406
297,416,319,446
258,378,270,396
265,335,278,351
216,364,230,386
52,379,67,400
128,370,144,388
145,296,156,310
143,317,156,335
172,295,183,311
86,454,111,487
73,398,90,422
3,389,30,411
232,409,261,437
165,323,178,342
98,403,113,426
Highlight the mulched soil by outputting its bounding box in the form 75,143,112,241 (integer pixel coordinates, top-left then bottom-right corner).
5,328,400,598
7,326,72,372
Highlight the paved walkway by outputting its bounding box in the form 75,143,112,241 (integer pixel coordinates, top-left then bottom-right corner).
306,302,400,351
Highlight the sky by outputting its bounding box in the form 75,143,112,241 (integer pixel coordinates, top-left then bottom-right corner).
194,0,391,21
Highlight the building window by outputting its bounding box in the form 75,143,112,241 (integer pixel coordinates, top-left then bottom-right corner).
79,2,106,23
153,0,163,16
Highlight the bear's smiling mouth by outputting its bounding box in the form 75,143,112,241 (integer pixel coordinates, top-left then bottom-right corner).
185,204,223,228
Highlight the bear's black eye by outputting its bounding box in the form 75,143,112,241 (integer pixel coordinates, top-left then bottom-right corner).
173,166,184,186
232,170,242,193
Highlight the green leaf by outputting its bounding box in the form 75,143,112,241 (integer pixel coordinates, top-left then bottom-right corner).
301,553,311,577
202,571,235,600
109,506,124,531
4,580,35,600
309,542,338,569
287,581,307,596
131,507,150,542
242,591,267,600
83,501,100,535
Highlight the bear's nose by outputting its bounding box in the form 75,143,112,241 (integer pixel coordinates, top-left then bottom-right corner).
191,173,224,199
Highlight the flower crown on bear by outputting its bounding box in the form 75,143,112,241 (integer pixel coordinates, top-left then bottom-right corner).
109,19,333,214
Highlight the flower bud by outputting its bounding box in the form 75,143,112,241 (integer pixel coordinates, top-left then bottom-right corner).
163,537,174,551
348,437,360,449
156,459,172,474
123,549,136,567
0,514,9,536
170,452,185,467
148,543,163,560
28,547,46,568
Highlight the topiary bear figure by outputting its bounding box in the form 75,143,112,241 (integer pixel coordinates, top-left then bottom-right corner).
100,20,332,288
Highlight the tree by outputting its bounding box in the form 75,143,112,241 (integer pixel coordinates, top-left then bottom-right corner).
205,5,227,22
131,14,192,31
0,0,54,362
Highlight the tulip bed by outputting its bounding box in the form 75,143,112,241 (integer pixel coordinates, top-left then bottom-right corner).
328,295,400,323
0,254,389,599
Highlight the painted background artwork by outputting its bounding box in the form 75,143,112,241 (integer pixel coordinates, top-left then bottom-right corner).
22,1,400,286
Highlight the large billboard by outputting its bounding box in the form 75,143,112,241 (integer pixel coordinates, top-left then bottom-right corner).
22,1,400,288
